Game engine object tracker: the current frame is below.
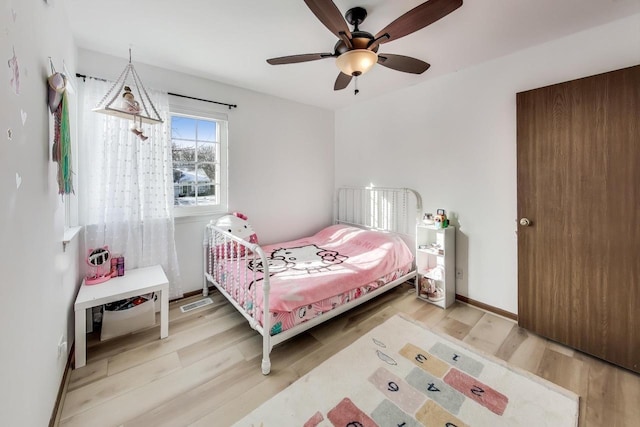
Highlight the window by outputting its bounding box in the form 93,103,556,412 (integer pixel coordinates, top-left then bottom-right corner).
170,100,228,216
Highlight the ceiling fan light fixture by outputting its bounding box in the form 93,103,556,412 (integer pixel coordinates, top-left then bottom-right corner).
335,49,378,76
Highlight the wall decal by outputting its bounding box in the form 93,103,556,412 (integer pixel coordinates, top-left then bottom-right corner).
8,46,19,95
20,109,26,125
15,172,22,189
7,128,12,140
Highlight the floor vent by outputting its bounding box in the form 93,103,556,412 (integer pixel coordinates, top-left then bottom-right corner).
180,297,213,313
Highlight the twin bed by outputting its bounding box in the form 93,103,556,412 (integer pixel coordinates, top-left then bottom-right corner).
202,187,422,374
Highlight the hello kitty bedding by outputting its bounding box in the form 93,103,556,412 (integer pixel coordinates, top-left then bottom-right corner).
204,187,422,375
207,224,413,335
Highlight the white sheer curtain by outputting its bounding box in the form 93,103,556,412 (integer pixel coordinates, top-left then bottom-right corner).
79,78,182,299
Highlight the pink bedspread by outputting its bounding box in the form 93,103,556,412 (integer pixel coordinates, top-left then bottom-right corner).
233,224,413,311
209,224,414,335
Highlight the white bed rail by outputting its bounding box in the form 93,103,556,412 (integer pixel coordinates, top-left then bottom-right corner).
203,223,273,374
335,186,422,235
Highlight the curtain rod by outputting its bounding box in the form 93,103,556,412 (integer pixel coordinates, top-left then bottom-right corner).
75,73,238,110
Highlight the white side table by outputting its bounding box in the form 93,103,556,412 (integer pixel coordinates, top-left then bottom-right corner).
74,265,169,369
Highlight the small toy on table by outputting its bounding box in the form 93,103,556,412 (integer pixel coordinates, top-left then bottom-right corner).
434,209,449,229
85,246,112,285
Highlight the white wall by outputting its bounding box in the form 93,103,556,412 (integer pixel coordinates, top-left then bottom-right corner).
335,14,640,314
0,1,82,425
78,49,335,294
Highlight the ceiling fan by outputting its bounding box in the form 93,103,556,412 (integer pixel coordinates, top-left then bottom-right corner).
266,0,463,93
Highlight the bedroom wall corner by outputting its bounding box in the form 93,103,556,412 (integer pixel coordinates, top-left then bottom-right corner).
334,13,640,314
0,1,81,425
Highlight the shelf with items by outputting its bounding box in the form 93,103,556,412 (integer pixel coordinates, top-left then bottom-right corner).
415,225,455,308
417,245,445,256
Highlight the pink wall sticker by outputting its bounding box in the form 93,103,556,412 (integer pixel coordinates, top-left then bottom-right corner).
8,46,20,95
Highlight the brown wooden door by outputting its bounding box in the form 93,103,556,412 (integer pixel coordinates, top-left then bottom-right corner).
517,65,640,373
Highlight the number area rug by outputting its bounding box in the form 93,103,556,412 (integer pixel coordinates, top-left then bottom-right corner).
235,314,579,427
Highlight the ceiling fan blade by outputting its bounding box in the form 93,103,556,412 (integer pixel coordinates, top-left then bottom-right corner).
373,0,463,45
334,72,352,90
304,0,352,39
267,53,334,65
377,54,431,74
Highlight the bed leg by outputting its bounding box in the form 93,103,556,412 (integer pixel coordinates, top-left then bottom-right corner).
202,274,209,296
202,242,209,297
261,356,271,375
262,335,271,375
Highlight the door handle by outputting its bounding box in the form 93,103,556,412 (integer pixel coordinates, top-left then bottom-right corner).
519,218,531,226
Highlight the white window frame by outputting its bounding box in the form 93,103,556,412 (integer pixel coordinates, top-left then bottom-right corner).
169,96,228,218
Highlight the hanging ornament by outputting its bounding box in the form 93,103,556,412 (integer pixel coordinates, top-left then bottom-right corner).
92,49,163,126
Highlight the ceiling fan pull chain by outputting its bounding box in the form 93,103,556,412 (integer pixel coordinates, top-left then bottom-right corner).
354,75,359,95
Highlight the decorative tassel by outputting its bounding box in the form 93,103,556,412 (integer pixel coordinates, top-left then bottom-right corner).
52,91,74,195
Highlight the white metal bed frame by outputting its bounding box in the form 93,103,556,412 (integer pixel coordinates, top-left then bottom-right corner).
202,187,422,374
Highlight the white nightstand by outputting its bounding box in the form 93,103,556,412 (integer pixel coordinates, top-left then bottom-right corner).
74,265,169,369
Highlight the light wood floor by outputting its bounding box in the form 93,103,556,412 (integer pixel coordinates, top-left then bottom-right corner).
56,283,640,426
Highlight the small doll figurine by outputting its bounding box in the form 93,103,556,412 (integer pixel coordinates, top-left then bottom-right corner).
121,86,141,113
121,86,149,140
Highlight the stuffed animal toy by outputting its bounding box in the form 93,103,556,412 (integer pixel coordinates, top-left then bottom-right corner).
214,212,258,257
434,209,449,229
216,212,258,243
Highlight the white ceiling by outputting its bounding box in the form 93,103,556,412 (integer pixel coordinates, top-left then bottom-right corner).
62,0,640,110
